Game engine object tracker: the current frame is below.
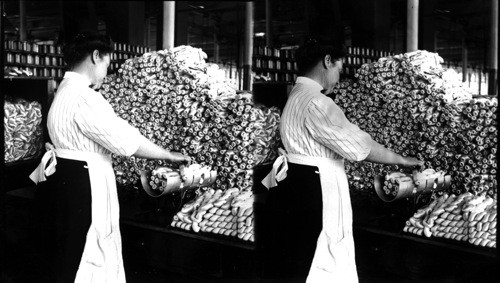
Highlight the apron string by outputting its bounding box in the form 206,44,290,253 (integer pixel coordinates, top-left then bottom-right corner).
261,148,288,189
29,143,57,184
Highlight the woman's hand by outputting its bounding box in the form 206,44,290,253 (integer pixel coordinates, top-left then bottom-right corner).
167,152,192,166
168,153,192,181
399,156,425,167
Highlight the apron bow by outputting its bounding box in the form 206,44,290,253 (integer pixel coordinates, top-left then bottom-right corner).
261,148,289,189
29,143,57,184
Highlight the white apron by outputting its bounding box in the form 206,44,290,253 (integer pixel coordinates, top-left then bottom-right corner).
30,145,126,283
262,150,358,283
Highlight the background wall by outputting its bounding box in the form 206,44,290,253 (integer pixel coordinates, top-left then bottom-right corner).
2,0,497,94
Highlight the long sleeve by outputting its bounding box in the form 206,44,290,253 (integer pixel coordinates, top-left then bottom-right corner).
74,91,145,156
304,96,372,162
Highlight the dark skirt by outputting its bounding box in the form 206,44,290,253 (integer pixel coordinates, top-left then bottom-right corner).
254,162,323,283
34,157,92,283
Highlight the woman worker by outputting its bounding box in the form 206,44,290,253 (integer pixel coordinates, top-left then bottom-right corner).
255,38,424,282
30,33,191,282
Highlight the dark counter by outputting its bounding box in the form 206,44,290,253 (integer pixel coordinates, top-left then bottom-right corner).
118,187,498,282
118,188,256,281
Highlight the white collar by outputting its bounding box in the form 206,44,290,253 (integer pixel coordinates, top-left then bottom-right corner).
63,71,92,87
295,76,324,93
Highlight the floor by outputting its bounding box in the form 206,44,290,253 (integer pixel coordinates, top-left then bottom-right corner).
1,192,51,283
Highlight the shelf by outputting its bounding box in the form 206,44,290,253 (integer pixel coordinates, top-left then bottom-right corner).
344,63,363,68
112,42,150,56
5,46,147,58
346,54,381,59
253,54,295,61
113,50,143,56
4,48,63,57
111,59,134,63
111,57,139,63
3,76,60,81
5,62,65,69
4,75,63,80
252,67,297,74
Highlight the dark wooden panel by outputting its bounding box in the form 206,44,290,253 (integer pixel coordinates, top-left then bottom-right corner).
121,224,255,280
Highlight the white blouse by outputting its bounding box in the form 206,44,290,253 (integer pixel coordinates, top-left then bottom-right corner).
280,76,373,161
48,71,146,156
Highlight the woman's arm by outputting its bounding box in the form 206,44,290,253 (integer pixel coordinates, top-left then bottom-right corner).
304,97,372,162
365,139,423,167
305,96,423,167
74,93,191,165
134,138,191,165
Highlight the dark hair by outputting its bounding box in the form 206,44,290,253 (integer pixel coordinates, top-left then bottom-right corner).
295,37,346,75
62,32,114,68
